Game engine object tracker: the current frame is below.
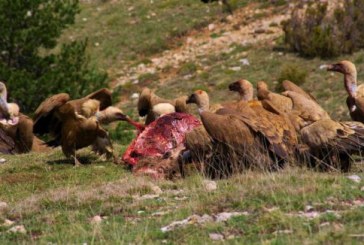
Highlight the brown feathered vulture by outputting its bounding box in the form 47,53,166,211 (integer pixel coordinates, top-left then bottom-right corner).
137,87,188,125
185,90,298,177
255,80,364,172
33,89,143,166
0,82,43,154
327,60,364,123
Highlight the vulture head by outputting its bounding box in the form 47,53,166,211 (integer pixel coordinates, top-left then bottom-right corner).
327,60,357,75
327,60,358,97
229,79,253,101
96,106,128,124
187,90,210,112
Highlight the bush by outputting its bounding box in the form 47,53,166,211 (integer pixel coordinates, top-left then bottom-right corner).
0,0,107,113
276,64,307,92
283,0,364,58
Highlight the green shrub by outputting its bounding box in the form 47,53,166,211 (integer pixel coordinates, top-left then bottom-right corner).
276,64,307,92
0,0,107,113
283,0,364,58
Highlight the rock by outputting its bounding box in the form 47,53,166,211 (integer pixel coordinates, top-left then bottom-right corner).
361,186,364,191
226,15,234,22
208,24,215,31
90,215,103,225
0,201,8,212
131,93,139,99
202,180,217,192
214,212,248,222
8,225,26,234
134,194,159,201
304,205,314,212
319,64,328,70
137,210,145,214
209,233,224,241
82,18,87,22
2,219,15,227
273,230,293,235
297,211,320,219
240,58,250,66
254,28,266,34
347,175,361,183
150,185,163,194
229,66,241,72
0,158,6,164
319,222,330,228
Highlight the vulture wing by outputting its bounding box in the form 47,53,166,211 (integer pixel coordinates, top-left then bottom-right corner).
282,80,317,102
33,93,70,135
0,126,17,154
86,88,112,110
284,91,330,122
301,119,364,153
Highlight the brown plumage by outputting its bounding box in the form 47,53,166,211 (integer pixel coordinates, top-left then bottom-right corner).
300,119,364,171
137,87,189,124
257,81,293,114
281,80,317,102
327,60,364,123
186,90,298,176
33,89,135,165
0,82,36,154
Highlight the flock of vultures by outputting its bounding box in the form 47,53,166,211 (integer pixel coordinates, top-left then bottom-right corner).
0,60,364,179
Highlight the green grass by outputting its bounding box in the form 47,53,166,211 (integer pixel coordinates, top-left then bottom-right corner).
1,154,364,244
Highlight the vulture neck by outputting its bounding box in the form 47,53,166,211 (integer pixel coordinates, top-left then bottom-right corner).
344,72,357,98
239,89,253,102
197,99,209,115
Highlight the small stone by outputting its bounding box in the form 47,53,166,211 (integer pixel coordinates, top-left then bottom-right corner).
273,230,293,235
208,24,215,31
82,18,87,22
229,66,241,71
214,212,248,222
0,158,6,164
240,58,250,66
90,215,103,225
131,93,139,99
319,64,328,70
94,42,100,47
203,180,217,192
209,233,224,241
304,205,314,212
347,175,361,183
2,219,15,227
226,15,234,22
8,225,26,234
0,201,8,212
360,186,364,191
135,194,159,200
150,185,163,194
319,222,330,228
137,210,145,214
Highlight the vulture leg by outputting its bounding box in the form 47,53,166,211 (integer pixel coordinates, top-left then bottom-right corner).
72,155,81,167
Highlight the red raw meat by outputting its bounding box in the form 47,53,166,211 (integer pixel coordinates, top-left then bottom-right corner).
122,112,201,168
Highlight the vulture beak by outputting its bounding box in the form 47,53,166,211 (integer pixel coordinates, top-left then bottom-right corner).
326,63,340,72
228,81,240,92
115,112,128,121
186,94,197,104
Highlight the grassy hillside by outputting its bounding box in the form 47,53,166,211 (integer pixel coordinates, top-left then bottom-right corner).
1,0,364,244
